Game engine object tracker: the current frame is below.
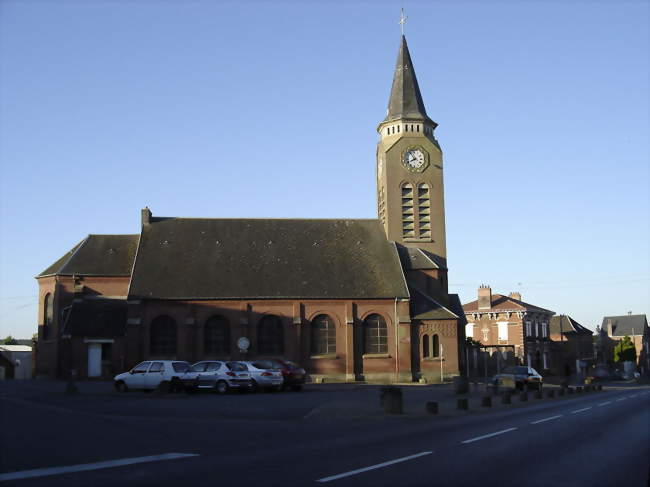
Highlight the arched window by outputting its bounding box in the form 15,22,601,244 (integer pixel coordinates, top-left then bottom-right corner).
43,293,53,340
204,315,230,356
422,334,430,358
364,314,387,355
432,334,440,358
417,183,431,239
311,314,336,355
150,315,177,357
258,315,283,355
401,183,415,238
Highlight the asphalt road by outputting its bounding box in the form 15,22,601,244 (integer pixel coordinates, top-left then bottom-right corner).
1,385,648,486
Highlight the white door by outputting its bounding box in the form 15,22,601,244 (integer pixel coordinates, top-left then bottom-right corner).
87,343,102,377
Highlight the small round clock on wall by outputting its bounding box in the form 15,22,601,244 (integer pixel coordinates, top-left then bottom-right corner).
402,147,428,172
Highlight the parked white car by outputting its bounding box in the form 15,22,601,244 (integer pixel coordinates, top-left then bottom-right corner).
242,360,284,392
113,360,191,392
182,361,252,394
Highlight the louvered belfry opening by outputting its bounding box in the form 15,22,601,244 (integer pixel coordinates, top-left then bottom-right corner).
401,183,415,237
417,183,431,239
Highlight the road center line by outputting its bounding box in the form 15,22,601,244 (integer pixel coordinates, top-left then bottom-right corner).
0,453,199,482
530,415,563,425
316,451,432,483
461,427,517,444
570,407,592,414
598,401,611,406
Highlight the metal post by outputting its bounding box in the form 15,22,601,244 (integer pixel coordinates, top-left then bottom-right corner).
440,343,444,383
484,347,488,391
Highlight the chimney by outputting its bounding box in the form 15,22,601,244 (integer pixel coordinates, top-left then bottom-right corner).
607,319,613,336
478,284,492,310
509,291,521,301
141,206,152,226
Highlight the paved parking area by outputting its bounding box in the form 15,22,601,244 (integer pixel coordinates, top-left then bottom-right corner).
2,379,640,422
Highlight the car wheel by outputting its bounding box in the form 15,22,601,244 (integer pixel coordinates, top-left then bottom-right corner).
170,377,182,393
290,385,303,392
271,386,282,393
115,381,128,393
251,379,260,392
215,380,229,394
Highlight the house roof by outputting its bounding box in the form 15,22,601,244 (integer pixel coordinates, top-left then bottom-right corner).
396,245,440,270
62,299,127,338
601,314,648,337
38,235,139,277
128,218,409,300
550,315,592,335
463,294,554,314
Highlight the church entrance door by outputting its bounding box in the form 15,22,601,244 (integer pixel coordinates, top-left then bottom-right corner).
87,343,102,377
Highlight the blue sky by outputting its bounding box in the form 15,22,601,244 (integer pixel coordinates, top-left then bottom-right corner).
1,0,648,338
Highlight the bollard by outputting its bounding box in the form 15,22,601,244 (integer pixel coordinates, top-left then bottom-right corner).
501,392,512,405
597,384,603,391
520,391,528,402
380,387,403,414
457,398,469,410
425,401,439,415
546,389,555,399
481,396,492,407
534,390,543,400
558,388,565,397
567,387,574,395
576,386,583,394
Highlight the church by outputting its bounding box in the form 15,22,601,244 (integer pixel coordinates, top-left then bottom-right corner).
35,35,466,383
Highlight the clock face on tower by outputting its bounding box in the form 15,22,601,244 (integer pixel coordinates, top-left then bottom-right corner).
402,147,428,172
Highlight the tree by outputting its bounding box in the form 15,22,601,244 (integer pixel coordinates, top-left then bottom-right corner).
613,336,636,363
1,336,18,345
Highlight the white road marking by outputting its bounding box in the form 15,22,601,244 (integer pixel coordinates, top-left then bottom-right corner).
598,401,611,406
461,427,517,444
0,453,199,482
530,415,563,425
570,407,592,414
316,451,432,483
630,394,638,398
616,398,625,402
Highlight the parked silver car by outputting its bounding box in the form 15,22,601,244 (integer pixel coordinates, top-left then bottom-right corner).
182,361,252,394
242,360,284,392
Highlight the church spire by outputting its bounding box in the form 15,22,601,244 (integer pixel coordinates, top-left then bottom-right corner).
384,36,433,125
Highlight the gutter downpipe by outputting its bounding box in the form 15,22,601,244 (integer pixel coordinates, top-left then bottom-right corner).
395,297,399,383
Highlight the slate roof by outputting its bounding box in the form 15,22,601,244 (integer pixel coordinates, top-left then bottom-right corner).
463,294,554,314
550,315,593,335
128,218,409,300
38,235,139,277
384,36,435,126
396,244,439,270
601,314,648,337
410,287,464,320
62,299,127,338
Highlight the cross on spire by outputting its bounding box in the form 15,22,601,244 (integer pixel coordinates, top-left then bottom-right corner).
399,8,407,35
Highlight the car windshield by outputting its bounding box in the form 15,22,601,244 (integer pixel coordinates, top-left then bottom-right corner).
503,366,529,374
172,362,190,372
226,362,247,372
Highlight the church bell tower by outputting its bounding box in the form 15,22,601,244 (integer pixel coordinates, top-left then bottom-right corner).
377,35,447,270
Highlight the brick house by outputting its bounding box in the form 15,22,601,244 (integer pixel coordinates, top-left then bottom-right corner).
463,286,555,373
600,314,649,375
34,35,465,383
548,315,594,376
